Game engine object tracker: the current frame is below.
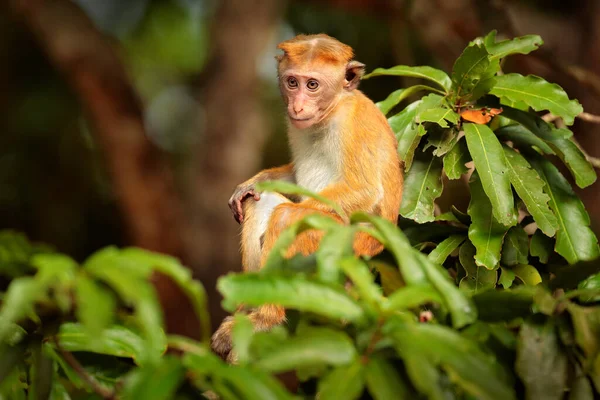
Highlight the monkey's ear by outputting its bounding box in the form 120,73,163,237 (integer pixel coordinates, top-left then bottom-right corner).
344,60,366,91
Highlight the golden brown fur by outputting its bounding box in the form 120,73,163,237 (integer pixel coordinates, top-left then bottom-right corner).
212,34,403,362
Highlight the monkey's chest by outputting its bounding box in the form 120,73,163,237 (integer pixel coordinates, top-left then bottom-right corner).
293,148,341,195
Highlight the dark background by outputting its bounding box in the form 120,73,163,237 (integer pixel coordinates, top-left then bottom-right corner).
2,0,600,337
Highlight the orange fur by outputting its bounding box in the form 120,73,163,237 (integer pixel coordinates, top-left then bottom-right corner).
212,34,403,361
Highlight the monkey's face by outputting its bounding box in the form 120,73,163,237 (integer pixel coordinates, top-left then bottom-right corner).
279,64,344,130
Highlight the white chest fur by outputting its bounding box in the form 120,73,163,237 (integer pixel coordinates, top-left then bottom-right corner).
288,125,342,195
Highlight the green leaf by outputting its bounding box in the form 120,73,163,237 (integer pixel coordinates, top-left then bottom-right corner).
459,240,498,291
402,353,453,400
388,100,423,171
577,273,600,302
418,107,459,128
122,356,185,400
256,180,346,220
472,288,535,322
56,323,152,365
512,264,542,286
351,213,427,286
365,355,411,400
467,172,510,269
316,226,356,284
452,44,497,101
255,326,357,373
0,277,43,343
495,124,554,154
339,258,384,308
376,85,442,115
499,267,516,289
464,123,515,226
364,65,452,91
318,359,365,400
427,234,466,265
502,107,596,188
370,260,404,295
399,149,443,223
217,274,366,323
516,320,567,400
491,74,583,125
502,146,558,236
231,314,254,365
529,157,600,264
487,34,543,60
567,304,600,360
181,345,295,400
383,285,443,312
530,230,553,264
386,320,516,400
443,137,471,179
501,226,530,266
75,277,115,340
425,127,459,157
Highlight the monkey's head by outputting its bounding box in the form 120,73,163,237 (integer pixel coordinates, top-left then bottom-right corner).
276,34,365,130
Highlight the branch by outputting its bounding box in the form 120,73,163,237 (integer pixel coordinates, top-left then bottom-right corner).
55,340,115,399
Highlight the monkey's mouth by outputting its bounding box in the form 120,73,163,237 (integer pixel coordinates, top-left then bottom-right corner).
289,116,313,122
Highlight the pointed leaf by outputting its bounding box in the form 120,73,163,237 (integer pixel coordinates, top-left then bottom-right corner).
364,65,451,91
530,230,553,264
501,226,530,266
491,74,583,125
217,274,365,323
388,100,423,171
384,285,443,312
255,326,357,373
75,277,115,339
376,85,441,115
340,258,384,308
530,157,600,264
459,240,498,291
467,172,510,269
444,137,471,179
122,356,185,400
316,226,356,283
425,127,459,157
487,35,543,60
428,234,466,265
400,149,443,223
503,146,558,236
495,124,554,154
464,123,515,225
502,107,596,188
418,107,459,128
452,44,497,101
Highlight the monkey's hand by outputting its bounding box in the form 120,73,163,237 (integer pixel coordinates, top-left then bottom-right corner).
228,184,260,224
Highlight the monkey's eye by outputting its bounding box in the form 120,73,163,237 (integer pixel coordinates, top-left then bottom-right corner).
287,77,298,88
306,80,319,91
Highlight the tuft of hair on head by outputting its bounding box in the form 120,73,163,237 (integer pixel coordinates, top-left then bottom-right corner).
276,34,354,66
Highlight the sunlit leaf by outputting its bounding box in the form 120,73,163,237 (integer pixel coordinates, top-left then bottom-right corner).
418,107,459,128
317,226,356,284
427,234,466,265
75,277,115,340
499,267,516,289
376,85,442,115
512,264,542,286
486,34,543,60
443,138,471,180
400,148,443,223
503,146,558,236
491,74,583,125
388,100,423,171
364,65,452,91
529,157,600,264
464,123,516,226
218,274,365,324
452,44,497,102
254,326,357,374
459,240,498,291
467,172,510,269
383,285,443,312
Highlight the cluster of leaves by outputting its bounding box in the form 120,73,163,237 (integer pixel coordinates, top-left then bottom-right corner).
1,33,600,400
363,31,600,290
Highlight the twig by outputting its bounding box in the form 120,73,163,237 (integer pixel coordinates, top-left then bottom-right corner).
578,112,600,124
55,340,116,399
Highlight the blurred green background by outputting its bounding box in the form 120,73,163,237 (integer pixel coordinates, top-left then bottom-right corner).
2,0,600,334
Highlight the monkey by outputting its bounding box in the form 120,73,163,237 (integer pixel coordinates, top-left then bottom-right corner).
211,34,403,362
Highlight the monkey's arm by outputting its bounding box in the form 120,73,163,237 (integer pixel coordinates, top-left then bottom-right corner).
229,163,295,224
